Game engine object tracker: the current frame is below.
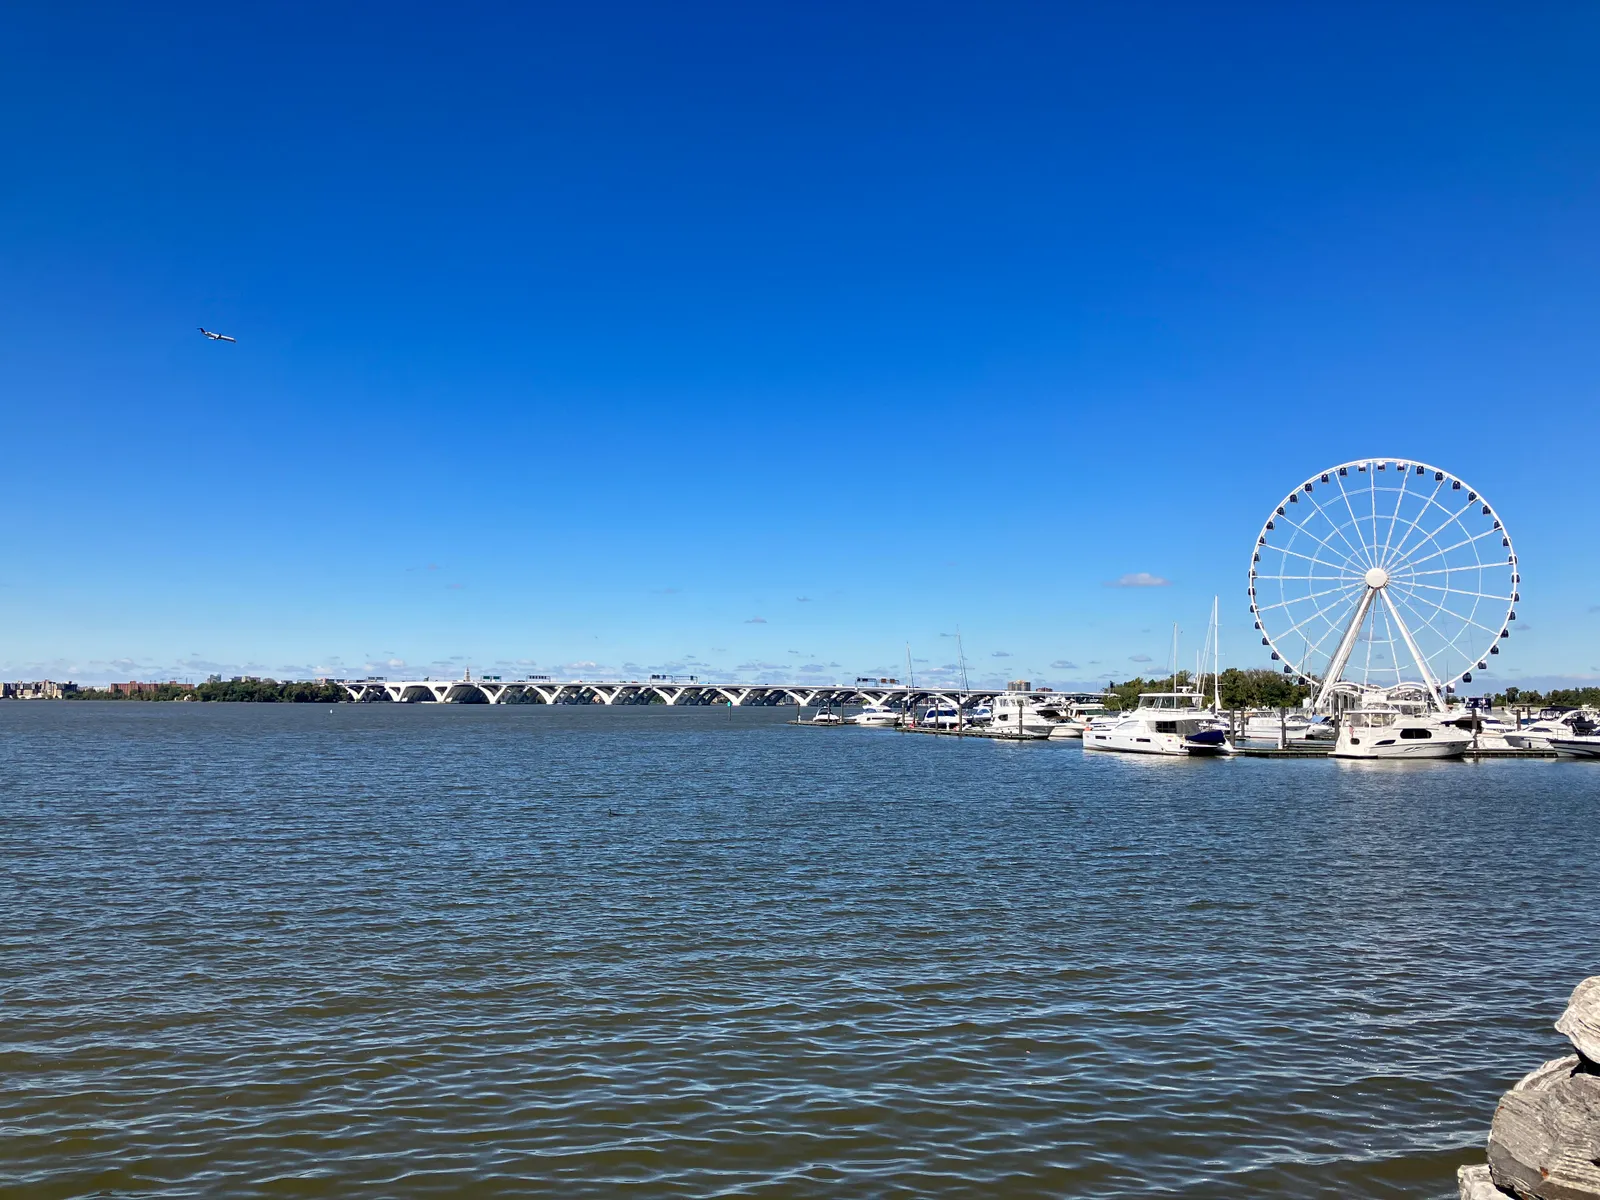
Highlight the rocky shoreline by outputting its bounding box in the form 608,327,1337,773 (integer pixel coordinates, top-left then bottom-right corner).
1459,977,1600,1199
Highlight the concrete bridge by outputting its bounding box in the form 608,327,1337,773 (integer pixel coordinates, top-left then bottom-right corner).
335,676,1042,709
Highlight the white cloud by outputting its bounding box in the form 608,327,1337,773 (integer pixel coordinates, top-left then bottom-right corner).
1050,660,1077,670
1129,654,1153,663
991,650,1012,658
1105,572,1171,588
745,617,767,624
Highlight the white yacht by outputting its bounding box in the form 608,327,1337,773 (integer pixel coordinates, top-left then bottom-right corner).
1242,710,1317,741
917,702,963,729
987,692,1067,738
1331,704,1471,759
1048,699,1110,740
809,710,844,726
1504,709,1599,751
1551,734,1600,759
848,703,902,728
1082,692,1231,756
1437,711,1521,751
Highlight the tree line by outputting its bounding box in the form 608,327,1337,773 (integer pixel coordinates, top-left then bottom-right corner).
66,679,349,702
1102,668,1312,711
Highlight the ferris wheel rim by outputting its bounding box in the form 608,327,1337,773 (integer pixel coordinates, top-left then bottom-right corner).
1246,457,1517,698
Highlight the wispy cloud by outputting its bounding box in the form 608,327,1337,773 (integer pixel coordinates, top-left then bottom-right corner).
745,617,767,624
1050,660,1077,670
446,583,464,590
991,650,1012,658
1129,654,1153,663
1105,573,1171,588
795,596,812,602
651,587,681,595
939,632,956,638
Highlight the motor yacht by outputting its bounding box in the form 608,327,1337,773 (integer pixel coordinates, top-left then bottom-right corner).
917,702,963,729
1504,708,1599,751
1331,704,1470,759
1082,692,1231,756
1438,711,1521,751
1551,734,1600,759
848,703,902,728
988,692,1066,739
1241,709,1317,741
809,710,844,726
1048,699,1110,740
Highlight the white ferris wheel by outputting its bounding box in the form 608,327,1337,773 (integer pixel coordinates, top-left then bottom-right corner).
1248,458,1518,711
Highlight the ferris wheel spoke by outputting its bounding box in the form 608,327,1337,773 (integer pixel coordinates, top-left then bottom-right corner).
1266,506,1371,576
1390,577,1512,603
1397,564,1511,583
1385,496,1490,569
1296,491,1378,572
1377,469,1419,566
1265,577,1366,642
1260,544,1368,575
1330,472,1377,568
1387,487,1472,566
1388,526,1500,574
1252,579,1369,612
1387,585,1504,639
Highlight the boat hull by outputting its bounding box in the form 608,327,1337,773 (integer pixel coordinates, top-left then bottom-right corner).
1551,737,1600,759
1083,730,1226,756
1331,738,1467,760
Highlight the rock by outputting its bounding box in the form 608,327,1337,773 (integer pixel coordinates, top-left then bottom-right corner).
1513,1056,1584,1093
1557,978,1600,1066
1461,1162,1517,1198
1488,1055,1600,1199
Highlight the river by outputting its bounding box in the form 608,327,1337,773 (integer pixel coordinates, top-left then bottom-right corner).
1,703,1595,1197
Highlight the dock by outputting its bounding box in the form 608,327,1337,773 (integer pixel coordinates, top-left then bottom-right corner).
1231,744,1332,757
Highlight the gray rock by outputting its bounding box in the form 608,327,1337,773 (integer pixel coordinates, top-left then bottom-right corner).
1461,1162,1516,1198
1557,977,1600,1066
1488,1055,1600,1199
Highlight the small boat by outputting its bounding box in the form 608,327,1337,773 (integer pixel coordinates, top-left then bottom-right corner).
1331,704,1470,759
1082,691,1232,756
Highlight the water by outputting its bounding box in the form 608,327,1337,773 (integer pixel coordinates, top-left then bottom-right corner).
2,703,1596,1198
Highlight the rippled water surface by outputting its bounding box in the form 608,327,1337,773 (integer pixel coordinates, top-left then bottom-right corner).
2,703,1597,1198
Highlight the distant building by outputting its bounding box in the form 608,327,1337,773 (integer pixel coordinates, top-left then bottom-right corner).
109,681,195,696
5,680,71,699
1006,679,1033,692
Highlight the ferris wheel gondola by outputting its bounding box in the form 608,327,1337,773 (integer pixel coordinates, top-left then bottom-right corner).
1248,459,1517,712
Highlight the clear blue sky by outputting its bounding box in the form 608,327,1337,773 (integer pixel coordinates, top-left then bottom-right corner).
3,1,1597,688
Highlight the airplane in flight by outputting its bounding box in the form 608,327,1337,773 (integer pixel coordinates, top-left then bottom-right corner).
198,327,236,342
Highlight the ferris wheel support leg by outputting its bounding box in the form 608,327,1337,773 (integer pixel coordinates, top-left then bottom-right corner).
1314,586,1378,713
1380,592,1446,712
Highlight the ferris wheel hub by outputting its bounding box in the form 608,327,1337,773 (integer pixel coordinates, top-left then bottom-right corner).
1364,566,1390,589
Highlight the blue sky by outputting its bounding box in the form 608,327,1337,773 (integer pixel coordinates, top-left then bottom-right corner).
3,1,1598,688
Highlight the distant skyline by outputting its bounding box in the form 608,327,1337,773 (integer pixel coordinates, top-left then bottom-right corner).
4,2,1598,691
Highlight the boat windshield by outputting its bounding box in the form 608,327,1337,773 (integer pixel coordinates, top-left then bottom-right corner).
1138,694,1203,711
1348,709,1397,728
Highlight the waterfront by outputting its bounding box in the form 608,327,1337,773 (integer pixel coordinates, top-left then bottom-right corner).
2,704,1597,1198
